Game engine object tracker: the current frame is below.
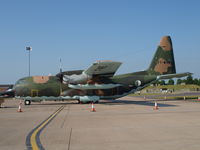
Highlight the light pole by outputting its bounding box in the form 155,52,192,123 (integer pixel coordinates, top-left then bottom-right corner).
26,47,32,77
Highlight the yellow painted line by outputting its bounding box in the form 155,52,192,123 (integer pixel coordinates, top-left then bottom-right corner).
30,106,65,150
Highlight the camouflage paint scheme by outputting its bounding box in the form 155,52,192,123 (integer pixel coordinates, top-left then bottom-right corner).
10,36,191,104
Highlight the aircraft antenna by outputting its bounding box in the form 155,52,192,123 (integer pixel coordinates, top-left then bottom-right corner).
59,58,62,73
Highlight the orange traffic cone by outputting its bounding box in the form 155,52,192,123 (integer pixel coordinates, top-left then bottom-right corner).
91,103,96,112
0,98,5,108
153,101,159,110
17,101,23,112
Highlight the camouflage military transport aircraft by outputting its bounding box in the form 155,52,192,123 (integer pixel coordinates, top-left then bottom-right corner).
1,36,191,105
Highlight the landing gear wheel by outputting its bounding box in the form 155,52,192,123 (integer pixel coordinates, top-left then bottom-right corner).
24,100,31,105
95,101,99,104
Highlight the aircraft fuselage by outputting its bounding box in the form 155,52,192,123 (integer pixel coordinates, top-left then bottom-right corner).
13,71,156,102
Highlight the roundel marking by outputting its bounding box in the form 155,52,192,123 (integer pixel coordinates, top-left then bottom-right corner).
135,80,142,86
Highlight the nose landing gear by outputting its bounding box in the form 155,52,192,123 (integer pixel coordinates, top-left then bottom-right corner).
24,100,31,105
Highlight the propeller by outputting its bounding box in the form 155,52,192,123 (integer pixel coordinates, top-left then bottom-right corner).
56,58,64,83
58,58,63,94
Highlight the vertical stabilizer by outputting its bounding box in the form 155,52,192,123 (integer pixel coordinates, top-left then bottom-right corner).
147,36,176,75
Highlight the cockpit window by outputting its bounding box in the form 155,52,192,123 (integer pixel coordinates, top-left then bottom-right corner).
15,79,26,85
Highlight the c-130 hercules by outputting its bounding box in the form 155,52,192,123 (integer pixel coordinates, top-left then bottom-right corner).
1,36,191,105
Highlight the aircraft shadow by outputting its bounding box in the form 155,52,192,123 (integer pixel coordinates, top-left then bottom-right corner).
30,101,76,106
0,106,18,109
24,99,176,107
101,99,177,107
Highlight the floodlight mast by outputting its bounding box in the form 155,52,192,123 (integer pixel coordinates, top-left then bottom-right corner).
26,47,32,77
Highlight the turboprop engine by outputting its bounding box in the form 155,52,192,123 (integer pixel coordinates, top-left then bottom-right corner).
62,72,92,84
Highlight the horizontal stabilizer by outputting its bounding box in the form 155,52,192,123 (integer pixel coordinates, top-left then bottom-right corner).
157,72,192,80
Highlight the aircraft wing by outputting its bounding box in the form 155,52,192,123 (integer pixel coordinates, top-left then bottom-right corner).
84,60,122,77
157,72,192,80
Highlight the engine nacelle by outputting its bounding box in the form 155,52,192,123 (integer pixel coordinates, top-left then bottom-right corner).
63,72,92,84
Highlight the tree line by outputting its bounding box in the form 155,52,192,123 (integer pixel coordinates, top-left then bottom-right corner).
155,75,200,86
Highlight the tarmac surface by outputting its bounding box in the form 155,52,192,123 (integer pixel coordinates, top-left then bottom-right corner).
1,97,200,150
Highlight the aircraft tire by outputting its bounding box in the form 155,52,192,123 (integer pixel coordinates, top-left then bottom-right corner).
24,100,31,105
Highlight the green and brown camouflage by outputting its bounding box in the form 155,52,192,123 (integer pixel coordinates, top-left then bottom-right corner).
147,36,176,75
8,36,191,104
14,76,65,97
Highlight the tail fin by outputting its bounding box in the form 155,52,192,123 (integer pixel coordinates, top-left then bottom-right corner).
147,36,176,75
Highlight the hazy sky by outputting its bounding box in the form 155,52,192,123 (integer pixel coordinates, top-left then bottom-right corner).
0,0,200,84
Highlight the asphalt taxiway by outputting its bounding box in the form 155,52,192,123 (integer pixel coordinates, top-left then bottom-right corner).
1,97,200,150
